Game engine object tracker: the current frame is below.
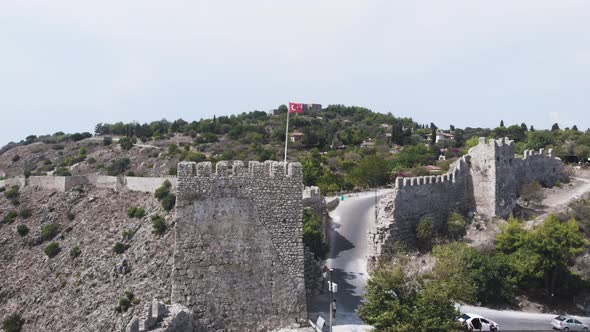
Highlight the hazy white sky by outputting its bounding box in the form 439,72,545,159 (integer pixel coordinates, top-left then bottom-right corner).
1,1,589,145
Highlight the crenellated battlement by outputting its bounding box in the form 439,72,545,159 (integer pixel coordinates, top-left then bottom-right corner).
394,156,470,188
177,160,302,180
523,148,555,159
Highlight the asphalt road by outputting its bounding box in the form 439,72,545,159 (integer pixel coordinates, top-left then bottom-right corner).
308,189,590,331
308,190,389,331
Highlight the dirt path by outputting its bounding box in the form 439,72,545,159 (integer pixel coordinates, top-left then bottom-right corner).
527,177,590,227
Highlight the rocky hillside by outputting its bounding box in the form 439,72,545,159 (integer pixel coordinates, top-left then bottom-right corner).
0,184,175,331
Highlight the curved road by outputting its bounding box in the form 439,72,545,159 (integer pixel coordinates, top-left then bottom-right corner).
308,182,590,331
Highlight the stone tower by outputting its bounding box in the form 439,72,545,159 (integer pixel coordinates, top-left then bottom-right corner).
172,160,307,331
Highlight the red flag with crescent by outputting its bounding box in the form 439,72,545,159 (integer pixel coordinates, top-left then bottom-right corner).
289,102,304,114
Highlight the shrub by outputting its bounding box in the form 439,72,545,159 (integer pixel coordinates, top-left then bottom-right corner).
44,242,61,258
519,181,543,205
168,166,177,176
2,313,24,332
51,144,65,151
69,245,81,258
16,225,29,237
154,181,171,200
54,167,72,176
127,207,146,219
416,217,434,249
40,224,59,241
119,137,134,151
87,157,96,164
11,155,20,162
18,208,31,219
115,291,139,313
161,194,176,211
113,242,130,254
4,186,19,199
103,136,113,146
67,212,75,221
2,211,18,224
107,158,131,176
447,212,466,239
152,215,166,235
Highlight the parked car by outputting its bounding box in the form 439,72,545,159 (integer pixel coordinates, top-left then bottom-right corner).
459,313,500,331
551,315,589,331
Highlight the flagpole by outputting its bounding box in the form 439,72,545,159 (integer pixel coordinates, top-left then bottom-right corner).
284,105,290,165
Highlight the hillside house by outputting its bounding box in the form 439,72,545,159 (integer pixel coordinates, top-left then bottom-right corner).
289,132,305,143
436,131,455,143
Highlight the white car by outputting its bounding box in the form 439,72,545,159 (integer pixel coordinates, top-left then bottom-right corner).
459,313,500,332
551,315,589,331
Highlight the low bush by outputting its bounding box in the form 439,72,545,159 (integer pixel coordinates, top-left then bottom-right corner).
519,181,544,205
447,212,466,239
161,194,176,211
154,181,171,200
67,212,75,221
151,215,166,235
4,186,19,199
44,242,61,258
16,225,29,237
107,158,131,176
51,144,65,151
69,245,81,258
11,155,20,162
40,224,59,241
115,291,139,313
2,211,18,224
416,217,434,250
154,180,176,211
113,242,130,254
2,313,24,332
103,136,113,146
119,137,134,151
127,207,146,219
54,167,72,176
19,208,31,219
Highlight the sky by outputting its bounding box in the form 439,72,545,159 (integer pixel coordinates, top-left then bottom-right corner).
1,0,589,146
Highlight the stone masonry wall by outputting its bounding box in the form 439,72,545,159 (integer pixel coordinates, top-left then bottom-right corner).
0,175,176,193
368,157,471,264
370,137,568,266
172,160,306,331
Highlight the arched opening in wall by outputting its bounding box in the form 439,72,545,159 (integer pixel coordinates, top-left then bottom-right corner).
553,168,556,173
509,159,513,166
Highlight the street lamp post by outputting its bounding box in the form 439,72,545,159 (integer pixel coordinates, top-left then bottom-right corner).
329,268,334,332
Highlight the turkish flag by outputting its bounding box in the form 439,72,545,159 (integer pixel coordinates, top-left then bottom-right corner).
289,102,304,114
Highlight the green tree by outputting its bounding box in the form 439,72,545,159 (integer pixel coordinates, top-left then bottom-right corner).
2,313,24,332
347,155,390,188
574,145,590,161
500,120,505,127
496,215,587,297
529,215,587,296
302,208,328,259
359,257,464,331
394,144,436,168
447,212,466,239
526,131,555,150
551,123,560,132
300,149,324,186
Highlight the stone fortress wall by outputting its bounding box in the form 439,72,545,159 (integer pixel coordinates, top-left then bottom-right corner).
172,160,307,331
0,175,177,193
369,137,568,265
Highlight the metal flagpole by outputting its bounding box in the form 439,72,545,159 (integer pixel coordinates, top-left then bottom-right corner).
284,105,290,164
